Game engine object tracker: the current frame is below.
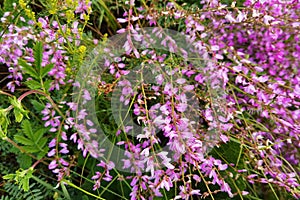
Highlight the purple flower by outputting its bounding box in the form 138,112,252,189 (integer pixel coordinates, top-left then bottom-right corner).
48,160,58,170
83,89,91,101
48,138,56,148
59,158,69,166
47,149,56,157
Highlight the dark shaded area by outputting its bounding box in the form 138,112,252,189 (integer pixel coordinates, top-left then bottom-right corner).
0,64,9,90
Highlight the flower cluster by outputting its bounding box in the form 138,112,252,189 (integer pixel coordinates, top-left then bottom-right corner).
1,0,300,199
84,0,300,199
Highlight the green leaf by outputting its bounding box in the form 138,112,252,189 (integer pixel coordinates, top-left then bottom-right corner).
3,174,15,180
30,100,45,112
25,79,41,90
14,135,34,146
41,63,54,78
37,150,47,160
33,42,43,74
17,120,48,156
21,120,34,140
21,177,30,191
0,109,10,133
82,195,90,200
3,168,34,193
37,137,48,149
9,96,21,110
9,97,29,122
43,79,52,91
20,168,34,192
14,108,24,122
0,127,6,139
35,129,46,143
60,182,71,200
19,59,39,79
22,146,39,153
17,154,32,169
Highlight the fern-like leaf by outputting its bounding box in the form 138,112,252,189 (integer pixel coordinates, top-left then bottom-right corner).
33,42,43,75
2,181,51,200
14,120,48,156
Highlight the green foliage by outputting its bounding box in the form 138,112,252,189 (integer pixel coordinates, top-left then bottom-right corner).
18,42,54,91
0,0,298,199
0,138,11,153
92,0,121,32
17,153,33,169
1,178,54,200
0,140,15,174
30,99,46,112
0,108,10,137
2,0,17,10
34,41,43,74
9,96,29,123
19,59,39,80
0,0,31,30
14,120,48,159
3,167,34,192
25,79,43,90
215,142,247,191
0,0,18,14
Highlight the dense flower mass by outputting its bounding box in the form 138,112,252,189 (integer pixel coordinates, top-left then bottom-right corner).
0,0,299,199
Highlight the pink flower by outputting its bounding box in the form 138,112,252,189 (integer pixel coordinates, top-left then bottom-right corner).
83,89,91,100
117,18,128,23
220,134,229,143
48,160,58,170
47,149,56,157
59,158,69,166
48,138,56,148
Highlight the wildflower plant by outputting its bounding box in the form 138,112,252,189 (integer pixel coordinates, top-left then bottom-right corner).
0,0,300,199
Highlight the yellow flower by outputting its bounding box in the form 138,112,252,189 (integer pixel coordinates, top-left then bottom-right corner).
19,0,26,8
66,10,75,23
66,0,73,6
78,28,83,37
83,14,90,22
49,1,58,15
78,45,86,54
37,22,43,28
49,9,57,15
25,9,35,21
66,67,71,73
102,33,108,42
77,45,87,63
66,28,71,36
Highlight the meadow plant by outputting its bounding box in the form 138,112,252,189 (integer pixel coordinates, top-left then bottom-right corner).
0,0,299,199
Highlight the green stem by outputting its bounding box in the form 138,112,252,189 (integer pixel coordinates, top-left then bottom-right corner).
61,179,106,200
